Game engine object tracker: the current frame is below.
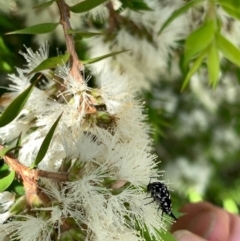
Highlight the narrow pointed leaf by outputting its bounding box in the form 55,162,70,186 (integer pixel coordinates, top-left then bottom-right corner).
220,5,240,19
207,42,220,88
0,170,15,192
27,53,70,76
121,0,152,11
159,0,204,34
217,0,240,19
218,0,240,9
158,230,177,241
183,20,215,69
82,50,129,64
135,221,153,241
0,79,38,127
6,23,59,35
181,51,206,91
30,113,62,168
33,0,56,9
0,37,12,56
69,0,108,13
0,147,12,158
16,132,22,148
14,132,22,157
215,33,240,67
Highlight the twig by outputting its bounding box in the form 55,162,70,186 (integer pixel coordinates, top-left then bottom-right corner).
56,0,84,84
0,145,68,205
37,169,68,181
106,2,154,43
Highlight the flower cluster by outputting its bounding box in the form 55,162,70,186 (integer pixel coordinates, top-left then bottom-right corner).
0,44,170,241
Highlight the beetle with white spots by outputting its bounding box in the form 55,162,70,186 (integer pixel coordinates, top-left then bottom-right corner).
146,180,177,221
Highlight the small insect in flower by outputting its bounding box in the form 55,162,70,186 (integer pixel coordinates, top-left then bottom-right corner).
146,180,177,221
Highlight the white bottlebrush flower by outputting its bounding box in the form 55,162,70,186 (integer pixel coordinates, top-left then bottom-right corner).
64,174,163,240
19,43,49,74
0,36,173,240
40,179,86,223
17,134,44,167
90,130,157,186
90,226,142,241
98,69,131,114
0,192,15,225
0,211,11,225
56,64,89,97
4,63,50,114
0,110,32,144
0,215,53,241
97,70,151,142
6,68,31,95
52,65,93,128
88,0,189,90
17,130,63,169
0,192,15,213
61,130,103,160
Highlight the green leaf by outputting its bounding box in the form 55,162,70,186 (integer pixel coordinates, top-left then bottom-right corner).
0,146,22,163
27,53,70,76
217,0,240,19
0,15,16,29
218,0,240,9
207,42,220,88
0,163,9,172
33,0,56,9
120,0,152,11
231,0,240,7
13,183,25,195
181,51,206,91
183,20,215,69
0,147,12,158
223,198,239,214
159,0,204,34
30,113,62,168
215,33,240,67
0,61,13,73
0,36,12,56
68,29,103,38
6,23,59,35
14,132,22,157
158,231,177,241
0,170,15,192
135,219,176,241
0,79,38,127
16,133,22,149
69,0,108,13
134,220,154,241
82,50,129,64
223,6,240,19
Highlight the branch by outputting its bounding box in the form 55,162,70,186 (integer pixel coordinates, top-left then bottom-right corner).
57,0,84,84
106,2,153,43
0,145,68,205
